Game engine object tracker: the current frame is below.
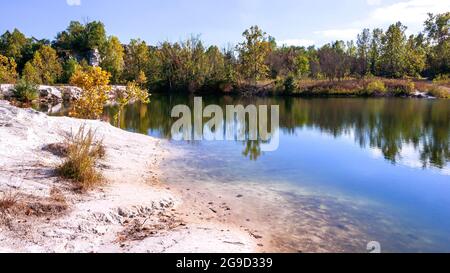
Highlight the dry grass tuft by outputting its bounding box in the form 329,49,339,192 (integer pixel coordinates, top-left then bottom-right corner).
117,213,185,243
0,188,69,228
42,143,69,157
50,187,67,203
57,124,105,191
0,191,19,214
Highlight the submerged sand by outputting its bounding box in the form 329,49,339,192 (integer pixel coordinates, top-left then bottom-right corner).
0,100,256,253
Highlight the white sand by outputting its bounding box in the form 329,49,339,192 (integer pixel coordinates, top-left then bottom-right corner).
0,100,256,253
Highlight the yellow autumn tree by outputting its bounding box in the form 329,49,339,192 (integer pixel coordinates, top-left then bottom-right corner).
69,66,111,119
113,81,150,125
136,70,147,87
237,26,271,84
0,54,18,83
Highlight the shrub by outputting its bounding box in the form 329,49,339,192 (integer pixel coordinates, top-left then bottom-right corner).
365,80,387,96
61,58,79,83
385,80,415,96
283,75,296,94
271,78,284,94
432,74,449,85
69,66,112,119
113,81,150,125
57,125,105,191
428,86,449,99
12,79,39,102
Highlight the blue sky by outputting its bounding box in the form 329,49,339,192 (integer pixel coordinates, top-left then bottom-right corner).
0,0,448,47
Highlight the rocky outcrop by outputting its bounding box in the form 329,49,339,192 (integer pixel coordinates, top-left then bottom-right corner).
0,84,84,103
0,84,14,98
89,48,101,67
58,86,83,101
1,84,130,105
38,85,63,102
411,90,435,99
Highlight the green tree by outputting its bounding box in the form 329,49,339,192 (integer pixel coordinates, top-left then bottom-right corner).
23,45,62,84
101,36,125,83
368,28,383,75
379,22,407,78
22,61,41,83
61,57,79,83
424,12,450,77
181,36,208,91
223,46,238,85
357,28,371,76
405,34,426,77
53,21,86,57
53,21,107,61
205,45,226,86
237,26,271,83
85,21,107,52
123,39,150,83
0,29,45,72
152,36,211,92
294,53,310,78
0,29,28,63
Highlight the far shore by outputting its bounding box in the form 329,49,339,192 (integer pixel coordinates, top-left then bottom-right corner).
1,77,449,108
0,100,260,253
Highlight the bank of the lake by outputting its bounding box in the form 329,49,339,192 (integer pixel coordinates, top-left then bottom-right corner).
2,93,450,253
2,78,449,108
148,78,450,99
0,100,258,253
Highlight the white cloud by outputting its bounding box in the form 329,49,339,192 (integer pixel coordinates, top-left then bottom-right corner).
368,0,450,26
278,39,315,47
314,28,360,41
315,0,450,42
366,0,382,6
66,0,81,6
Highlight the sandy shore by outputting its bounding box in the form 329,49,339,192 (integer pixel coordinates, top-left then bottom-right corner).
0,100,257,253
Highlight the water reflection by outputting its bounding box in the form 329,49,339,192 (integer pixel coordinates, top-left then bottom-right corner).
103,95,449,169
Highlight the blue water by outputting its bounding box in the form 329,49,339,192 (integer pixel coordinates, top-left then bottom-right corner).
104,96,450,252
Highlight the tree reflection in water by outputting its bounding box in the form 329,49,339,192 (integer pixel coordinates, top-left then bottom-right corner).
104,95,449,169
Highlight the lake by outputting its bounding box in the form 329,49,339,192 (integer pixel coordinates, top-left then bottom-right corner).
101,95,450,252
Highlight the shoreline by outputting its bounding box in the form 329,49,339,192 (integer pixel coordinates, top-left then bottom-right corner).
150,78,449,99
0,100,258,253
2,78,449,108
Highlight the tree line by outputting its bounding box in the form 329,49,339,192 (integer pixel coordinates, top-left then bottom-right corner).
0,12,448,93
